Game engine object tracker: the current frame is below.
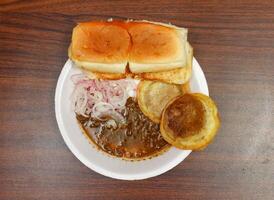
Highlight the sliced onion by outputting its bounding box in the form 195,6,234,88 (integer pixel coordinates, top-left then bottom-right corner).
108,110,126,124
105,119,117,129
88,90,103,103
95,110,125,124
92,102,114,120
85,106,92,115
92,102,114,112
107,83,127,108
71,74,89,84
71,85,88,116
71,75,138,124
125,79,139,97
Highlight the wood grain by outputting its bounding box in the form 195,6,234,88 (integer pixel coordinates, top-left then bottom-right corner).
0,1,274,200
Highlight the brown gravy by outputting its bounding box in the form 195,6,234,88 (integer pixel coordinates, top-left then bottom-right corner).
76,98,169,159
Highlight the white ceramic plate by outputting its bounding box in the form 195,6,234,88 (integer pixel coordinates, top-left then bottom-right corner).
55,58,208,180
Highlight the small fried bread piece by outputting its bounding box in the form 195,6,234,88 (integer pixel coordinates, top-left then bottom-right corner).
83,69,127,80
160,93,220,150
137,80,189,123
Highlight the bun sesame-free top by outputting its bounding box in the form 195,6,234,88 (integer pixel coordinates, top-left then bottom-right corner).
69,20,189,74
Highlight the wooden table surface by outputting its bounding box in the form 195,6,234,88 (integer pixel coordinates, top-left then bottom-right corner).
1,1,274,199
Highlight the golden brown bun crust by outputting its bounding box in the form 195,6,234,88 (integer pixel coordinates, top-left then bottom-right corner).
70,20,190,75
71,21,131,64
160,93,220,150
128,22,184,63
139,42,193,84
139,62,191,84
81,64,134,80
83,69,127,80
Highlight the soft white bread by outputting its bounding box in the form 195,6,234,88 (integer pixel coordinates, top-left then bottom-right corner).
69,20,190,75
128,21,188,73
71,42,193,85
69,21,131,73
82,69,127,80
139,42,193,84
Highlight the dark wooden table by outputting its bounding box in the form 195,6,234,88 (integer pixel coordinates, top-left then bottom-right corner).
1,1,274,199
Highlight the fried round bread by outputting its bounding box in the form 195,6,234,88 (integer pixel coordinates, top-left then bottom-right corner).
160,93,220,150
137,80,189,123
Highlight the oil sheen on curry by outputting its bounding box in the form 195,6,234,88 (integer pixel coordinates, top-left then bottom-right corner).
76,98,169,159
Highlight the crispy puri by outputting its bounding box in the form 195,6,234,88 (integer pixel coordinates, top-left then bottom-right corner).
160,93,220,150
137,80,190,123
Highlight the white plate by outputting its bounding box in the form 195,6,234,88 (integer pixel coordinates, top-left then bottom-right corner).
55,58,208,180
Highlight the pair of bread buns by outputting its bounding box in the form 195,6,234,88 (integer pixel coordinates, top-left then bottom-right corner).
69,20,193,84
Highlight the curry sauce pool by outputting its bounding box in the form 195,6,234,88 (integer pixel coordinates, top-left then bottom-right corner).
76,98,170,159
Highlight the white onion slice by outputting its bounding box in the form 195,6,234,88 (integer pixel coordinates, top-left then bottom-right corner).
71,74,89,84
71,74,139,124
92,102,114,120
88,90,103,103
108,110,126,124
105,119,117,129
71,85,88,116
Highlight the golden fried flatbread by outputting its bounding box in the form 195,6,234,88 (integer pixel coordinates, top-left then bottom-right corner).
83,69,127,80
160,93,220,150
137,80,190,123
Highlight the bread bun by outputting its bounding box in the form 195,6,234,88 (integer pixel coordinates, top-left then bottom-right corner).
83,69,127,80
70,21,131,73
69,20,191,75
128,21,188,73
139,42,192,84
